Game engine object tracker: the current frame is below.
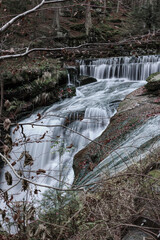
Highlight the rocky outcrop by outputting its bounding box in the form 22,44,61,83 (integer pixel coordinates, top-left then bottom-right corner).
146,72,160,91
2,60,76,121
78,76,97,86
73,72,160,184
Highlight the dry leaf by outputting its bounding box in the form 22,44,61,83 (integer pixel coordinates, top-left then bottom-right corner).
13,124,19,134
36,169,46,175
22,179,29,191
5,171,12,185
36,113,41,120
4,100,11,109
2,210,6,221
4,134,12,153
4,192,8,202
11,161,16,166
3,145,10,157
3,118,11,131
18,151,34,166
24,152,33,167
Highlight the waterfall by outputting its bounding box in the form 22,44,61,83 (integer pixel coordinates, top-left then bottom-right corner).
80,55,160,80
0,55,160,214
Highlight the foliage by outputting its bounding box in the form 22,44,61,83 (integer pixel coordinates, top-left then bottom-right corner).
38,190,81,239
30,150,160,240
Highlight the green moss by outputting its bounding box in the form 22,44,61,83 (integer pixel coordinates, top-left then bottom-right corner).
7,99,25,112
149,169,160,179
146,72,160,82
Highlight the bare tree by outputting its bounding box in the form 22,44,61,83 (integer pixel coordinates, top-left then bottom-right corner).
85,0,92,36
52,2,61,32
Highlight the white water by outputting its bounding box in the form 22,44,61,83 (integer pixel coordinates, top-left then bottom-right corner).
0,55,160,206
80,55,160,80
78,115,160,187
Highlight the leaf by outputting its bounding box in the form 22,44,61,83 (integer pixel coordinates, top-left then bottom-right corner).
27,206,35,220
22,179,29,191
34,189,38,194
13,124,19,134
36,113,41,120
3,145,10,157
66,143,74,149
5,171,12,185
2,210,6,221
4,100,11,109
13,214,18,221
40,132,46,140
11,161,16,166
4,192,8,202
24,151,33,167
3,118,11,131
4,134,12,153
17,170,23,177
18,151,25,161
18,151,34,166
36,169,46,175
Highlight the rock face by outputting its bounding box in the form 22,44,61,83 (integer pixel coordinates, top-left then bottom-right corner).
122,229,154,240
146,72,160,91
78,76,97,86
73,73,160,184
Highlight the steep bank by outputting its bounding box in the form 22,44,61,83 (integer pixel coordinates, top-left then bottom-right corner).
73,72,160,184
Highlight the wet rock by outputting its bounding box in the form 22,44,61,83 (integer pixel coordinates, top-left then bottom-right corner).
73,85,160,184
146,72,160,91
122,229,154,240
79,76,97,86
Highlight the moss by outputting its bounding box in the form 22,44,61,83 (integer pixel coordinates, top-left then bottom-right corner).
7,99,25,112
149,169,160,179
146,72,160,82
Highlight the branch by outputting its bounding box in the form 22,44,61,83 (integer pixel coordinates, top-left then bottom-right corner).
0,152,83,192
17,122,104,147
0,0,66,34
0,32,160,60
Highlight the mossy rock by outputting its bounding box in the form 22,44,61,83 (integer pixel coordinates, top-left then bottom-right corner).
79,76,97,86
145,72,160,91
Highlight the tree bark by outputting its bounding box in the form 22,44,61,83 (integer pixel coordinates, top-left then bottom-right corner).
52,3,60,32
85,0,92,36
0,76,3,117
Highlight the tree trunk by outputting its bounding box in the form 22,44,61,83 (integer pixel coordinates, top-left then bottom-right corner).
0,76,3,117
103,0,107,16
117,0,121,13
85,0,92,36
52,3,60,32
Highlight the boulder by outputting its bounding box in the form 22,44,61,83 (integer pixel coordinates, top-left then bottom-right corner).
145,72,160,91
79,76,97,86
122,229,154,240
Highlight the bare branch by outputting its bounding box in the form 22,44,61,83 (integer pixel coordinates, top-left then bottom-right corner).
0,0,66,34
0,153,83,192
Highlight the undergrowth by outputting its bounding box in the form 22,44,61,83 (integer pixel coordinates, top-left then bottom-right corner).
31,149,160,240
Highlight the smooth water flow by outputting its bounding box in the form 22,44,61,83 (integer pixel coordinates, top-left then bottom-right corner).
80,55,160,80
0,55,160,204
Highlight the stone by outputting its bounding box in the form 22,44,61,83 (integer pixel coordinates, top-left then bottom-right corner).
122,229,154,240
79,76,97,86
145,72,160,91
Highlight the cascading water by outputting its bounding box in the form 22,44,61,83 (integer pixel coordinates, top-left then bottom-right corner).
80,55,160,80
0,55,160,213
